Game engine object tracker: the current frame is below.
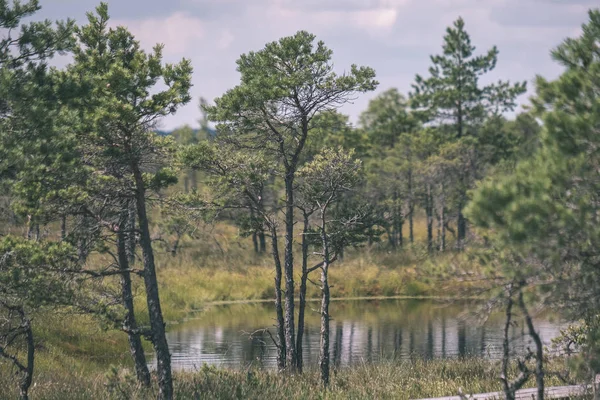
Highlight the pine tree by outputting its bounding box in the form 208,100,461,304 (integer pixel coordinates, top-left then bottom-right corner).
297,147,365,385
360,88,420,247
62,4,192,398
411,17,526,248
467,8,600,387
205,30,377,371
0,237,77,400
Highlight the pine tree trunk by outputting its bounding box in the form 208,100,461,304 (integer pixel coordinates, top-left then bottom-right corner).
296,212,310,372
319,210,331,387
283,174,297,371
26,216,34,240
501,289,515,400
250,207,259,253
259,230,266,253
60,215,67,240
426,183,433,252
386,225,396,249
319,263,330,386
252,232,259,253
457,204,466,250
77,217,91,262
126,199,136,265
132,165,173,400
409,207,414,245
270,226,286,370
393,190,402,248
117,221,151,387
440,207,446,252
397,212,403,248
518,289,545,400
436,210,441,249
456,99,466,250
408,168,414,244
439,183,446,252
18,311,34,400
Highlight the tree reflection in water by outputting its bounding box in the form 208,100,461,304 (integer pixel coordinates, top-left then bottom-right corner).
155,300,565,371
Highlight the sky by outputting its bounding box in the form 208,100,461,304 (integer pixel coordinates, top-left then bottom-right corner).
39,0,595,131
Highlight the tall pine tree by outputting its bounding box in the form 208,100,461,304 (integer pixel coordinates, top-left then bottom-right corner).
411,17,526,248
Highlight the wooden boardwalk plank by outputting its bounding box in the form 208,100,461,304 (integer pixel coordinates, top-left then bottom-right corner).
412,384,590,400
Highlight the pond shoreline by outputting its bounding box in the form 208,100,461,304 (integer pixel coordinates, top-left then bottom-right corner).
188,294,481,308
166,295,483,325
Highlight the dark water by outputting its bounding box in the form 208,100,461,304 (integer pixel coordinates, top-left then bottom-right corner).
157,299,565,371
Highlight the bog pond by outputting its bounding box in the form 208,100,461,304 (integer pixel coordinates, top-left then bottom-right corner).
155,299,565,371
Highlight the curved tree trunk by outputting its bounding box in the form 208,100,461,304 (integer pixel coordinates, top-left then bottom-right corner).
132,166,173,400
501,289,515,400
117,220,151,387
518,288,544,400
0,306,36,400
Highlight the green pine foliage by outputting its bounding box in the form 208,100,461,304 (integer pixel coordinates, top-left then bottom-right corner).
467,8,600,378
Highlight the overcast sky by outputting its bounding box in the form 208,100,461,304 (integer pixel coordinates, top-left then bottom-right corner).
40,0,594,130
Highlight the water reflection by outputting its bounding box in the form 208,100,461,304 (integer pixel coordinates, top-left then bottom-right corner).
158,300,564,371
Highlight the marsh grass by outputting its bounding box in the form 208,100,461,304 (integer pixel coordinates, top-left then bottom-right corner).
150,220,480,321
0,358,570,400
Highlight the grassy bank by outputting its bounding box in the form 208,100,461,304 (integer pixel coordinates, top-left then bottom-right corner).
151,222,479,321
0,219,492,398
0,358,570,400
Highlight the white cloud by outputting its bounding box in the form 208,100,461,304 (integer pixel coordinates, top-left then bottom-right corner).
262,0,405,34
87,0,592,130
112,12,205,55
353,8,399,31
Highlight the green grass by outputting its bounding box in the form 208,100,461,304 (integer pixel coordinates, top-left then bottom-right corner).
0,358,572,400
150,219,481,321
